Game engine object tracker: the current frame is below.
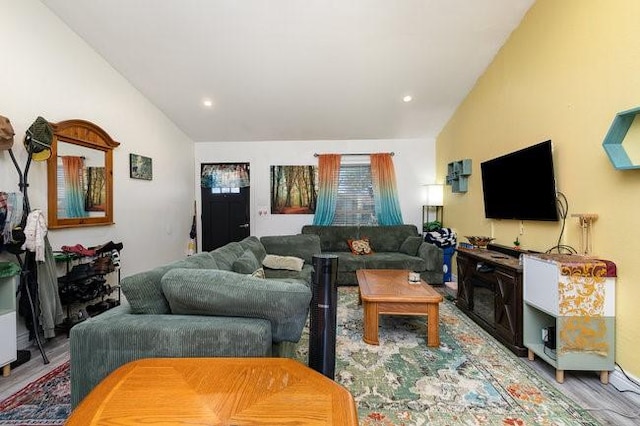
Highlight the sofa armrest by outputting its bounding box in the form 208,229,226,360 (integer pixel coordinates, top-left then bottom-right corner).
161,268,311,343
418,242,444,273
69,302,272,408
260,234,321,264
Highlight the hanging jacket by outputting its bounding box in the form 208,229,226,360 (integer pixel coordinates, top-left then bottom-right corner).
22,209,47,262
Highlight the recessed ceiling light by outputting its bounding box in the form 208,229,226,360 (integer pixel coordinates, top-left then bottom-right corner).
202,99,213,108
403,95,413,103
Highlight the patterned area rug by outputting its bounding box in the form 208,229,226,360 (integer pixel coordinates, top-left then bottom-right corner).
0,362,70,425
0,287,598,425
296,287,599,426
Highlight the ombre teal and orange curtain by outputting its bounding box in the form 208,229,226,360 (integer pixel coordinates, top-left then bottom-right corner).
312,154,341,225
370,153,403,225
61,156,88,218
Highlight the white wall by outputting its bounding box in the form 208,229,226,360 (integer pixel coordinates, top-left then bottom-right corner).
0,0,195,270
0,0,195,346
195,138,436,240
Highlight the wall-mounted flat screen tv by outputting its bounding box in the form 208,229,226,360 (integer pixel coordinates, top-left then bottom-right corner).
480,140,559,221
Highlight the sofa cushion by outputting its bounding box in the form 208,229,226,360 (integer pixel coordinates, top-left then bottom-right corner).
183,252,218,269
361,252,427,271
322,251,426,273
161,268,312,342
301,225,357,252
347,238,374,255
260,234,321,264
239,236,267,263
262,254,304,271
121,259,200,314
233,250,262,274
209,241,245,270
263,264,313,286
399,236,423,256
324,252,366,272
359,225,420,252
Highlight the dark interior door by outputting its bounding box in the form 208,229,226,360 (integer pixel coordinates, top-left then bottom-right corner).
201,163,250,251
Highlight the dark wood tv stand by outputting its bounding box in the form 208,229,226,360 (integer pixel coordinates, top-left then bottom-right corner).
455,246,526,356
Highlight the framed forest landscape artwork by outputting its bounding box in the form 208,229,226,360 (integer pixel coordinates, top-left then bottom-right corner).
85,166,106,211
270,165,318,214
130,153,153,180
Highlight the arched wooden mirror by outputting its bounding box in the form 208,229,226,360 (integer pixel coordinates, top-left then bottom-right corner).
47,119,120,229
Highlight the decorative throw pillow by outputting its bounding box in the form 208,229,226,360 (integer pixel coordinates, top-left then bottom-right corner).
232,250,261,274
348,238,373,255
399,236,423,256
250,267,266,279
262,254,304,272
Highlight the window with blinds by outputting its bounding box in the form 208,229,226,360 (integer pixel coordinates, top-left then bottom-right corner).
332,164,378,226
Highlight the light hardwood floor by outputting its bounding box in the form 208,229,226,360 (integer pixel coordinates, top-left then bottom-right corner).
526,357,640,425
1,334,639,425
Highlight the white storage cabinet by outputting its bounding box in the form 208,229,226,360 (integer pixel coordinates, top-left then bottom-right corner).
0,273,18,376
523,254,615,384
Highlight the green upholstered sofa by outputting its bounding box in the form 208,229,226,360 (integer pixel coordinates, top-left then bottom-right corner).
301,224,443,286
69,234,320,408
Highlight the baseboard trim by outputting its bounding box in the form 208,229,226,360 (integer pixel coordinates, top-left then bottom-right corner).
610,366,640,393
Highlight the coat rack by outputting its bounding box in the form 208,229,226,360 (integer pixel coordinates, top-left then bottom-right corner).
3,116,53,364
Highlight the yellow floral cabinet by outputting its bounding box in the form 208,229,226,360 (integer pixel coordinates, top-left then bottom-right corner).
522,254,616,384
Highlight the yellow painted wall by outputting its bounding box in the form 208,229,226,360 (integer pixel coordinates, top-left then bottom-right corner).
437,0,640,377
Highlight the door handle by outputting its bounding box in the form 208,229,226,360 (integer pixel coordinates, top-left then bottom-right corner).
238,223,249,228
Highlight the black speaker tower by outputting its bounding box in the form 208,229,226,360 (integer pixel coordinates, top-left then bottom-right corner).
308,254,339,379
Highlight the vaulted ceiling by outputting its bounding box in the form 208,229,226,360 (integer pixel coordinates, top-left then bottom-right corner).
41,0,534,142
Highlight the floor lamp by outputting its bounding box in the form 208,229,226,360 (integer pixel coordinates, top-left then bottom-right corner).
422,184,444,232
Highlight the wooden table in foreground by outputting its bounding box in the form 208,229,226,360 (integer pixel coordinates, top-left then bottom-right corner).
357,269,443,347
66,357,358,426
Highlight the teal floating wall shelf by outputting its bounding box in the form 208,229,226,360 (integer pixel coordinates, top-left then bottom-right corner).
446,159,472,193
602,106,640,170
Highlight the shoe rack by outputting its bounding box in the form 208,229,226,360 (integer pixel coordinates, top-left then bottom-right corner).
55,248,121,333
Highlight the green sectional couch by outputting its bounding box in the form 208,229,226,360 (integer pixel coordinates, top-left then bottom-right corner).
301,224,443,286
69,234,320,408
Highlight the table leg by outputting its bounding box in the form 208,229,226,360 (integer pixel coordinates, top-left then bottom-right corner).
426,302,440,347
363,301,379,345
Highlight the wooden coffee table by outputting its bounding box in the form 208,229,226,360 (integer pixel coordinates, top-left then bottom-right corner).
357,269,443,347
66,357,358,425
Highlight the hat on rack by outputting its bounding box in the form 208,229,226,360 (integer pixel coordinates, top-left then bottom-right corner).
23,116,53,161
0,115,15,151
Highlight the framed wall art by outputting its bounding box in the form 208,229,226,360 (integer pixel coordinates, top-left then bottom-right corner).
130,153,153,180
270,165,317,214
85,166,106,211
